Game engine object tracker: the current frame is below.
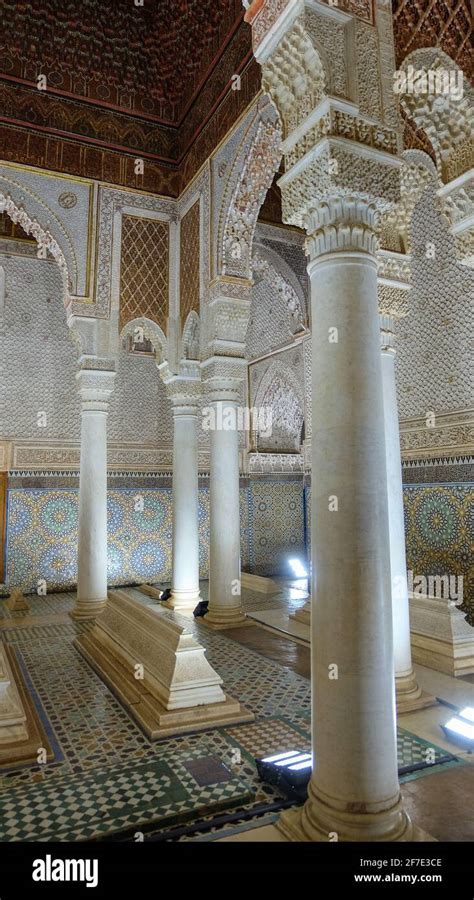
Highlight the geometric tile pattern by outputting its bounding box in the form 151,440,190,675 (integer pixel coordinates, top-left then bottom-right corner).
0,749,253,842
0,592,462,842
6,488,212,592
247,481,306,576
305,481,473,621
6,482,310,591
403,483,473,620
120,216,169,333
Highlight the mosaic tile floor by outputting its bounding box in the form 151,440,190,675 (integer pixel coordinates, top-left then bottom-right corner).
0,587,463,842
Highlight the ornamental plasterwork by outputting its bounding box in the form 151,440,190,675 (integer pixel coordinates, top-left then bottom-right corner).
252,4,403,233
10,442,209,473
280,150,401,230
120,317,167,364
177,165,210,354
252,249,305,332
377,250,411,286
249,0,294,51
354,18,382,121
182,311,201,361
304,8,348,99
396,50,473,266
381,153,436,254
0,189,70,296
254,364,304,452
247,451,304,473
399,410,474,461
398,50,473,184
262,16,327,137
377,283,409,319
375,0,399,131
221,115,282,279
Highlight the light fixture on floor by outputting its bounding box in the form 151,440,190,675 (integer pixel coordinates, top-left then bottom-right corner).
288,558,308,578
256,750,312,800
441,706,474,751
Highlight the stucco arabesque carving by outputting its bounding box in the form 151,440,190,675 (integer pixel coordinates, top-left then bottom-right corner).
0,190,70,295
221,115,282,280
120,317,167,365
398,50,474,267
256,14,401,239
252,250,305,332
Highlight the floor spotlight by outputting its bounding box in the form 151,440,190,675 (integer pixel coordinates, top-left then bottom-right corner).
288,558,308,579
256,749,312,800
441,706,474,751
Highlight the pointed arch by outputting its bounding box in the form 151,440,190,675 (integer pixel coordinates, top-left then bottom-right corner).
253,359,304,453
182,311,200,361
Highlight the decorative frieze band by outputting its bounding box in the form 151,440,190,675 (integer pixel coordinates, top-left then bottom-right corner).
9,442,211,473
399,409,474,460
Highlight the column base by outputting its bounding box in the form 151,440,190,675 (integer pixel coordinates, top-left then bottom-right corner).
70,598,108,621
276,784,431,842
395,669,437,714
202,604,251,630
290,601,311,626
163,589,201,611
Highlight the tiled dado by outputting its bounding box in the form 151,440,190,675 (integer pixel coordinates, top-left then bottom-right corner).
6,488,208,592
304,482,473,621
5,480,308,591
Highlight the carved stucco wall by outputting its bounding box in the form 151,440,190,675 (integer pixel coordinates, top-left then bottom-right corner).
0,252,81,441
0,250,173,448
246,225,308,360
396,184,474,419
249,345,305,453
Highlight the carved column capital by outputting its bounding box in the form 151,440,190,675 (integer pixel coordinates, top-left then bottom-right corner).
76,365,116,413
165,377,202,418
201,356,246,404
305,196,380,265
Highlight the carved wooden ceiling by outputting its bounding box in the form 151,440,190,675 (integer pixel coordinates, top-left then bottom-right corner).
0,0,258,195
0,1,471,199
393,0,472,79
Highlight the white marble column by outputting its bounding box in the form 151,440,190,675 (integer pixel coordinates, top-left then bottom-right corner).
279,200,413,842
166,387,201,609
71,367,115,621
380,316,423,711
204,386,246,629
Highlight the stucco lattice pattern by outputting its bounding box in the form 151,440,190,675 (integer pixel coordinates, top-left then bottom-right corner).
120,216,169,333
179,201,200,324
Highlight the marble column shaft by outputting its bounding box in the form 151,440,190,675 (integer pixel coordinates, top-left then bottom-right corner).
204,383,246,629
71,367,115,621
167,389,201,609
380,316,422,705
280,200,413,842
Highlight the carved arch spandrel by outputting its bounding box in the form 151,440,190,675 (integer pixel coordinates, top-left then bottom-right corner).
397,49,473,185
217,97,282,281
0,179,77,298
